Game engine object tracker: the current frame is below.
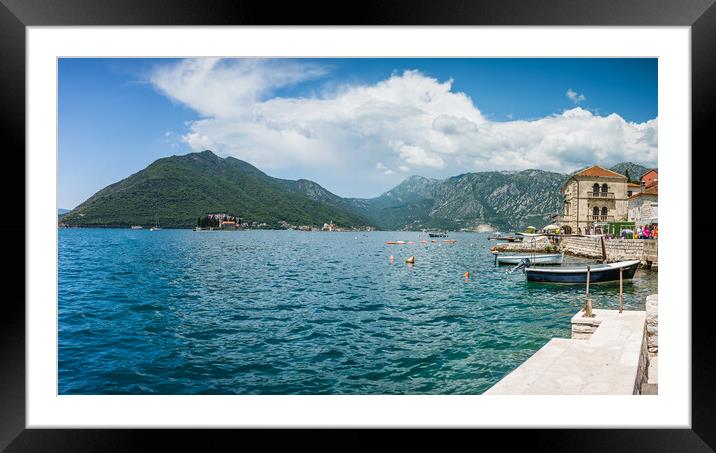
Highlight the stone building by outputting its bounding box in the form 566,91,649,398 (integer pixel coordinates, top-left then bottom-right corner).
640,169,658,189
628,185,658,225
556,165,629,234
627,181,641,198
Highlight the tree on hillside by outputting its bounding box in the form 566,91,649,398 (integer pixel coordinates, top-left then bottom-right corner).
624,169,631,182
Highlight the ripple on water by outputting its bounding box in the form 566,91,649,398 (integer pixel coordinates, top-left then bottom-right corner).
58,229,657,394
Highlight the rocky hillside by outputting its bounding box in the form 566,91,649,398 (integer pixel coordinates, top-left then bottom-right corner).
349,170,565,231
62,150,654,231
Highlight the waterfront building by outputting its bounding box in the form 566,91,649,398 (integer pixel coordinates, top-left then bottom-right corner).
628,185,658,225
556,165,629,234
640,169,658,189
627,182,641,198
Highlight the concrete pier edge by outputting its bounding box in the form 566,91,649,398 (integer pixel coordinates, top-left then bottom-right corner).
484,294,658,395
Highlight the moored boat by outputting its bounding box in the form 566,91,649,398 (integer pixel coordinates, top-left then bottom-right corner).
496,252,564,266
523,260,640,283
427,229,448,238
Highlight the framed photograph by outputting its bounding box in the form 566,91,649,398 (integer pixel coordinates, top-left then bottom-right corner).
4,0,712,449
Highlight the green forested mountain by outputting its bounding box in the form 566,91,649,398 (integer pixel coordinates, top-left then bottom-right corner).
62,150,654,231
61,150,370,228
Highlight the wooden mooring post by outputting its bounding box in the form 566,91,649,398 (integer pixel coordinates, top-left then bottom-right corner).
583,266,594,317
600,236,607,263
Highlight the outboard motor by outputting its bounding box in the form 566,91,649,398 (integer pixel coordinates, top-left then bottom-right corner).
507,257,531,274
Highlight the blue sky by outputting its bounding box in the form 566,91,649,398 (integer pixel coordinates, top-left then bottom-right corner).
59,58,657,209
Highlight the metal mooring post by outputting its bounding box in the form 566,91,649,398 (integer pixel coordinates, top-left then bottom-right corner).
619,267,623,313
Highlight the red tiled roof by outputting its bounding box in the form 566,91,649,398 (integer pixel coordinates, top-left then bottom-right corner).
574,165,627,178
628,184,658,199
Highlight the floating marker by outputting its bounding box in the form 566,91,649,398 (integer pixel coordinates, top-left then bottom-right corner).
405,256,415,264
464,271,470,278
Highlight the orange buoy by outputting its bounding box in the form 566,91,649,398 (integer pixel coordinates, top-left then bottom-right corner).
464,271,470,278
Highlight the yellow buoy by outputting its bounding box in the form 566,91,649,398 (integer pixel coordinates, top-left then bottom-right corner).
405,256,415,264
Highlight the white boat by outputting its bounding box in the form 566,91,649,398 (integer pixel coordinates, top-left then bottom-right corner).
150,215,161,231
516,232,545,238
130,225,142,230
496,251,564,265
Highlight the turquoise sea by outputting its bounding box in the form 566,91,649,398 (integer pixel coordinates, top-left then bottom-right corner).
58,229,657,394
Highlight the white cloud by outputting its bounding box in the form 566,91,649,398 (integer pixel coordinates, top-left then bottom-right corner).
376,162,395,175
390,141,445,169
566,88,586,104
149,59,657,196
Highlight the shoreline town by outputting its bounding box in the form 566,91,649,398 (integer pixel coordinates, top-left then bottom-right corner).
485,165,658,394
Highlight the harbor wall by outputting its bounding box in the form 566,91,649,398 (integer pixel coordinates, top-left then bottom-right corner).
640,294,658,394
559,236,657,267
643,240,658,270
492,241,557,253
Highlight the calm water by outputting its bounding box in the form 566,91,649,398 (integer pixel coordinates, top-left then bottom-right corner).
58,229,657,394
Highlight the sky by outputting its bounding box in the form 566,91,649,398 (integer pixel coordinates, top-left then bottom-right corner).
58,58,657,209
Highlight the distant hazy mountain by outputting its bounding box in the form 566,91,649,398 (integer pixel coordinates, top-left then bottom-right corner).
61,150,653,231
346,170,565,231
609,162,652,182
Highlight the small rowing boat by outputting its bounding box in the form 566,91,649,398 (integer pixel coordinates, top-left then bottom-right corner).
496,252,563,265
523,260,640,283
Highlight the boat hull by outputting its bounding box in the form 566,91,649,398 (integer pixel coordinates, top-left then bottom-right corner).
496,253,563,265
525,261,639,283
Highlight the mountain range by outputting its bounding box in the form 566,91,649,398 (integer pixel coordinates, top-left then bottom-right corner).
60,150,653,231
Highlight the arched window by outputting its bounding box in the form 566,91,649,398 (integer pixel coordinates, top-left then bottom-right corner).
592,183,600,195
593,207,599,217
601,183,608,194
601,207,608,217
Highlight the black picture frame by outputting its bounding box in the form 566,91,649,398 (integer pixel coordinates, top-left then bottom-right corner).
2,0,712,449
